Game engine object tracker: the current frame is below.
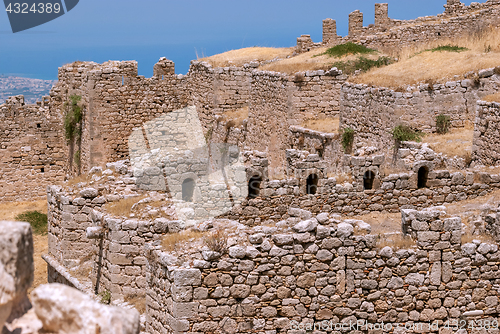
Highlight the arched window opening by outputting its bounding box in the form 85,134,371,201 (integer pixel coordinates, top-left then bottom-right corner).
364,171,375,190
248,175,262,199
182,178,195,202
418,167,429,189
306,174,319,195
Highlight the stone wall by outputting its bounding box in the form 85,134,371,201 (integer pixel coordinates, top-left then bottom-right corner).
0,96,66,202
473,100,500,166
319,1,500,51
226,150,500,224
146,209,500,333
340,71,500,150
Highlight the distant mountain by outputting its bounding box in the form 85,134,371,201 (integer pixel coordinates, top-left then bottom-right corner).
0,76,56,105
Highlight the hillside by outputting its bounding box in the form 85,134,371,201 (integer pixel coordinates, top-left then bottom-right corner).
0,75,55,105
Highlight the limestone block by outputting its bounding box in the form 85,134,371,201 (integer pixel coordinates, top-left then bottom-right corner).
31,283,140,334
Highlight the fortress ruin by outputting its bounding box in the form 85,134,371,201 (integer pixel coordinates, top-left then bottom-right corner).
2,1,500,333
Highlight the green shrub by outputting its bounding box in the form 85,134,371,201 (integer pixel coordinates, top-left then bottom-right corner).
391,125,423,143
428,45,468,53
320,42,376,58
64,95,82,143
15,211,48,235
99,290,112,304
332,56,394,75
436,114,451,134
341,127,355,153
74,150,81,167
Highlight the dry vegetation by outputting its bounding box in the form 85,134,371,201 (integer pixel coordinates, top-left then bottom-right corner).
0,200,49,293
162,230,206,252
104,195,173,219
376,233,416,250
125,294,146,314
422,125,474,159
260,47,384,74
301,117,339,133
199,47,293,68
222,106,249,127
356,25,500,87
482,92,500,102
350,211,402,235
104,195,147,217
327,172,353,184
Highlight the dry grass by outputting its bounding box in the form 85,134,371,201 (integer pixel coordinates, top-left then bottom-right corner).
125,294,146,314
0,200,49,294
327,172,353,184
461,233,495,244
422,125,474,159
199,47,293,68
446,188,500,217
223,106,249,128
260,47,384,74
203,230,228,254
65,173,91,187
356,25,500,87
0,200,47,220
162,230,206,252
482,92,500,102
376,233,416,250
350,212,402,235
302,117,339,133
104,195,146,217
30,234,48,294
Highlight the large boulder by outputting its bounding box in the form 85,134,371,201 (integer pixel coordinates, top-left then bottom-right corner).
31,283,140,334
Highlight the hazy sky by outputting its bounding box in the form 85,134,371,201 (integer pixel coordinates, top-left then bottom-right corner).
0,0,479,80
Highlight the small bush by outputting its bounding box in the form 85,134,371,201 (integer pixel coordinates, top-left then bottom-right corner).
341,127,355,153
428,45,468,53
391,125,423,143
320,42,376,58
15,211,48,235
204,230,228,254
64,95,83,143
332,56,393,75
436,114,451,134
99,290,111,305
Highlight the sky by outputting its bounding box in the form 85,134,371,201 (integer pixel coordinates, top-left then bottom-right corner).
0,0,480,80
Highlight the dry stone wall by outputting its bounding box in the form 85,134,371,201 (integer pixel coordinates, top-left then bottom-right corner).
146,209,500,334
473,100,500,166
0,96,66,201
340,72,500,150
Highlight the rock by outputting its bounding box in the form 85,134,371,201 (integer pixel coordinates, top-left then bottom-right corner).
316,213,329,224
202,250,222,261
405,273,425,286
0,262,15,331
386,277,404,289
228,246,246,259
356,221,371,234
79,188,98,198
379,246,393,258
288,208,312,220
462,243,477,255
229,285,250,299
272,234,293,246
0,221,34,323
31,284,140,334
336,223,353,238
316,250,333,261
86,226,104,239
293,219,318,233
248,233,265,244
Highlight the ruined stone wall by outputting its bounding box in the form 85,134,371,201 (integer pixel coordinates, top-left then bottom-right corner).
0,96,66,202
146,209,500,334
320,1,500,51
288,126,342,167
227,150,500,224
473,100,500,166
340,71,500,150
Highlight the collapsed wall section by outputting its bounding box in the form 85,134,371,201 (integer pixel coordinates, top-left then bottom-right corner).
0,96,66,201
147,209,500,333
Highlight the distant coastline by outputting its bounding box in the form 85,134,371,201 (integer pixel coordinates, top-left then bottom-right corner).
0,76,56,105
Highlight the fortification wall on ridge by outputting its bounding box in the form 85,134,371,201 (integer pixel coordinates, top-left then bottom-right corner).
317,1,500,51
